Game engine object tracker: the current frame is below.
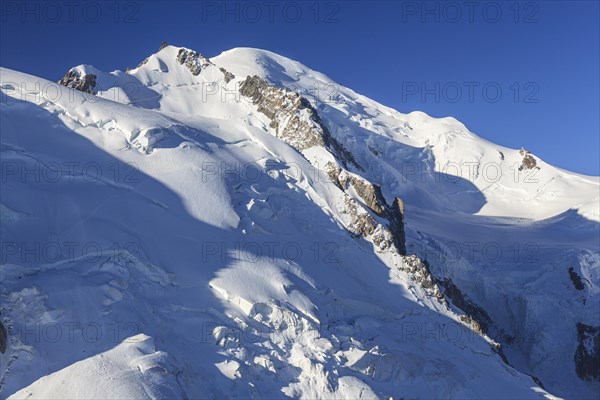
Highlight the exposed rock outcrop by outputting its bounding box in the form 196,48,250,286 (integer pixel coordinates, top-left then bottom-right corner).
220,67,235,83
351,183,406,255
239,75,361,170
401,256,445,302
58,69,97,94
0,319,7,353
439,278,493,335
519,148,539,171
237,74,434,302
325,162,407,255
568,267,585,291
343,194,378,239
176,48,212,76
575,323,600,381
348,177,387,217
388,198,407,256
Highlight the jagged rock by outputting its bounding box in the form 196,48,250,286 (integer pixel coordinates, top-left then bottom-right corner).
343,195,377,238
347,180,406,255
238,74,415,272
219,67,235,83
388,197,407,255
519,148,539,171
159,41,169,50
176,48,212,76
400,256,446,302
520,154,538,170
460,315,485,336
574,323,600,381
58,69,97,94
0,319,7,353
439,278,493,334
238,74,408,255
371,230,394,251
349,177,387,217
240,75,324,147
239,75,361,170
331,176,397,253
324,162,344,190
569,267,585,291
324,162,407,255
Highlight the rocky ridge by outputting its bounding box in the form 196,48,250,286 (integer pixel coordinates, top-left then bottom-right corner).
519,148,539,171
236,73,452,306
57,69,97,94
176,48,213,76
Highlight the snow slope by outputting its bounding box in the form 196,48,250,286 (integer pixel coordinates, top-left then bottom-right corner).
0,44,597,399
212,47,600,399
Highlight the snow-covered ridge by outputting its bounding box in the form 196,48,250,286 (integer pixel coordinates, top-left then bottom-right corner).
61,44,599,221
1,42,598,398
212,47,599,222
1,65,548,399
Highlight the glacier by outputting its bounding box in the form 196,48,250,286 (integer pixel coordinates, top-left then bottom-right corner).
0,44,598,399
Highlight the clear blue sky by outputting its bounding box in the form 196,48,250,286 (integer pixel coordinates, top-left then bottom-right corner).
1,1,598,175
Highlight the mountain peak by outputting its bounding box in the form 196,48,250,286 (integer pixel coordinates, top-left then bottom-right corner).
3,40,599,398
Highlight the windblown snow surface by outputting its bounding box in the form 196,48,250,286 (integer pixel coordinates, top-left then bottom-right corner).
0,45,598,399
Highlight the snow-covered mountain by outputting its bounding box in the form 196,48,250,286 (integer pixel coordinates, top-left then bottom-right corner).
0,43,598,399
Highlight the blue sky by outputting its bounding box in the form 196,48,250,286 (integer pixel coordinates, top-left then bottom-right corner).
1,0,598,175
